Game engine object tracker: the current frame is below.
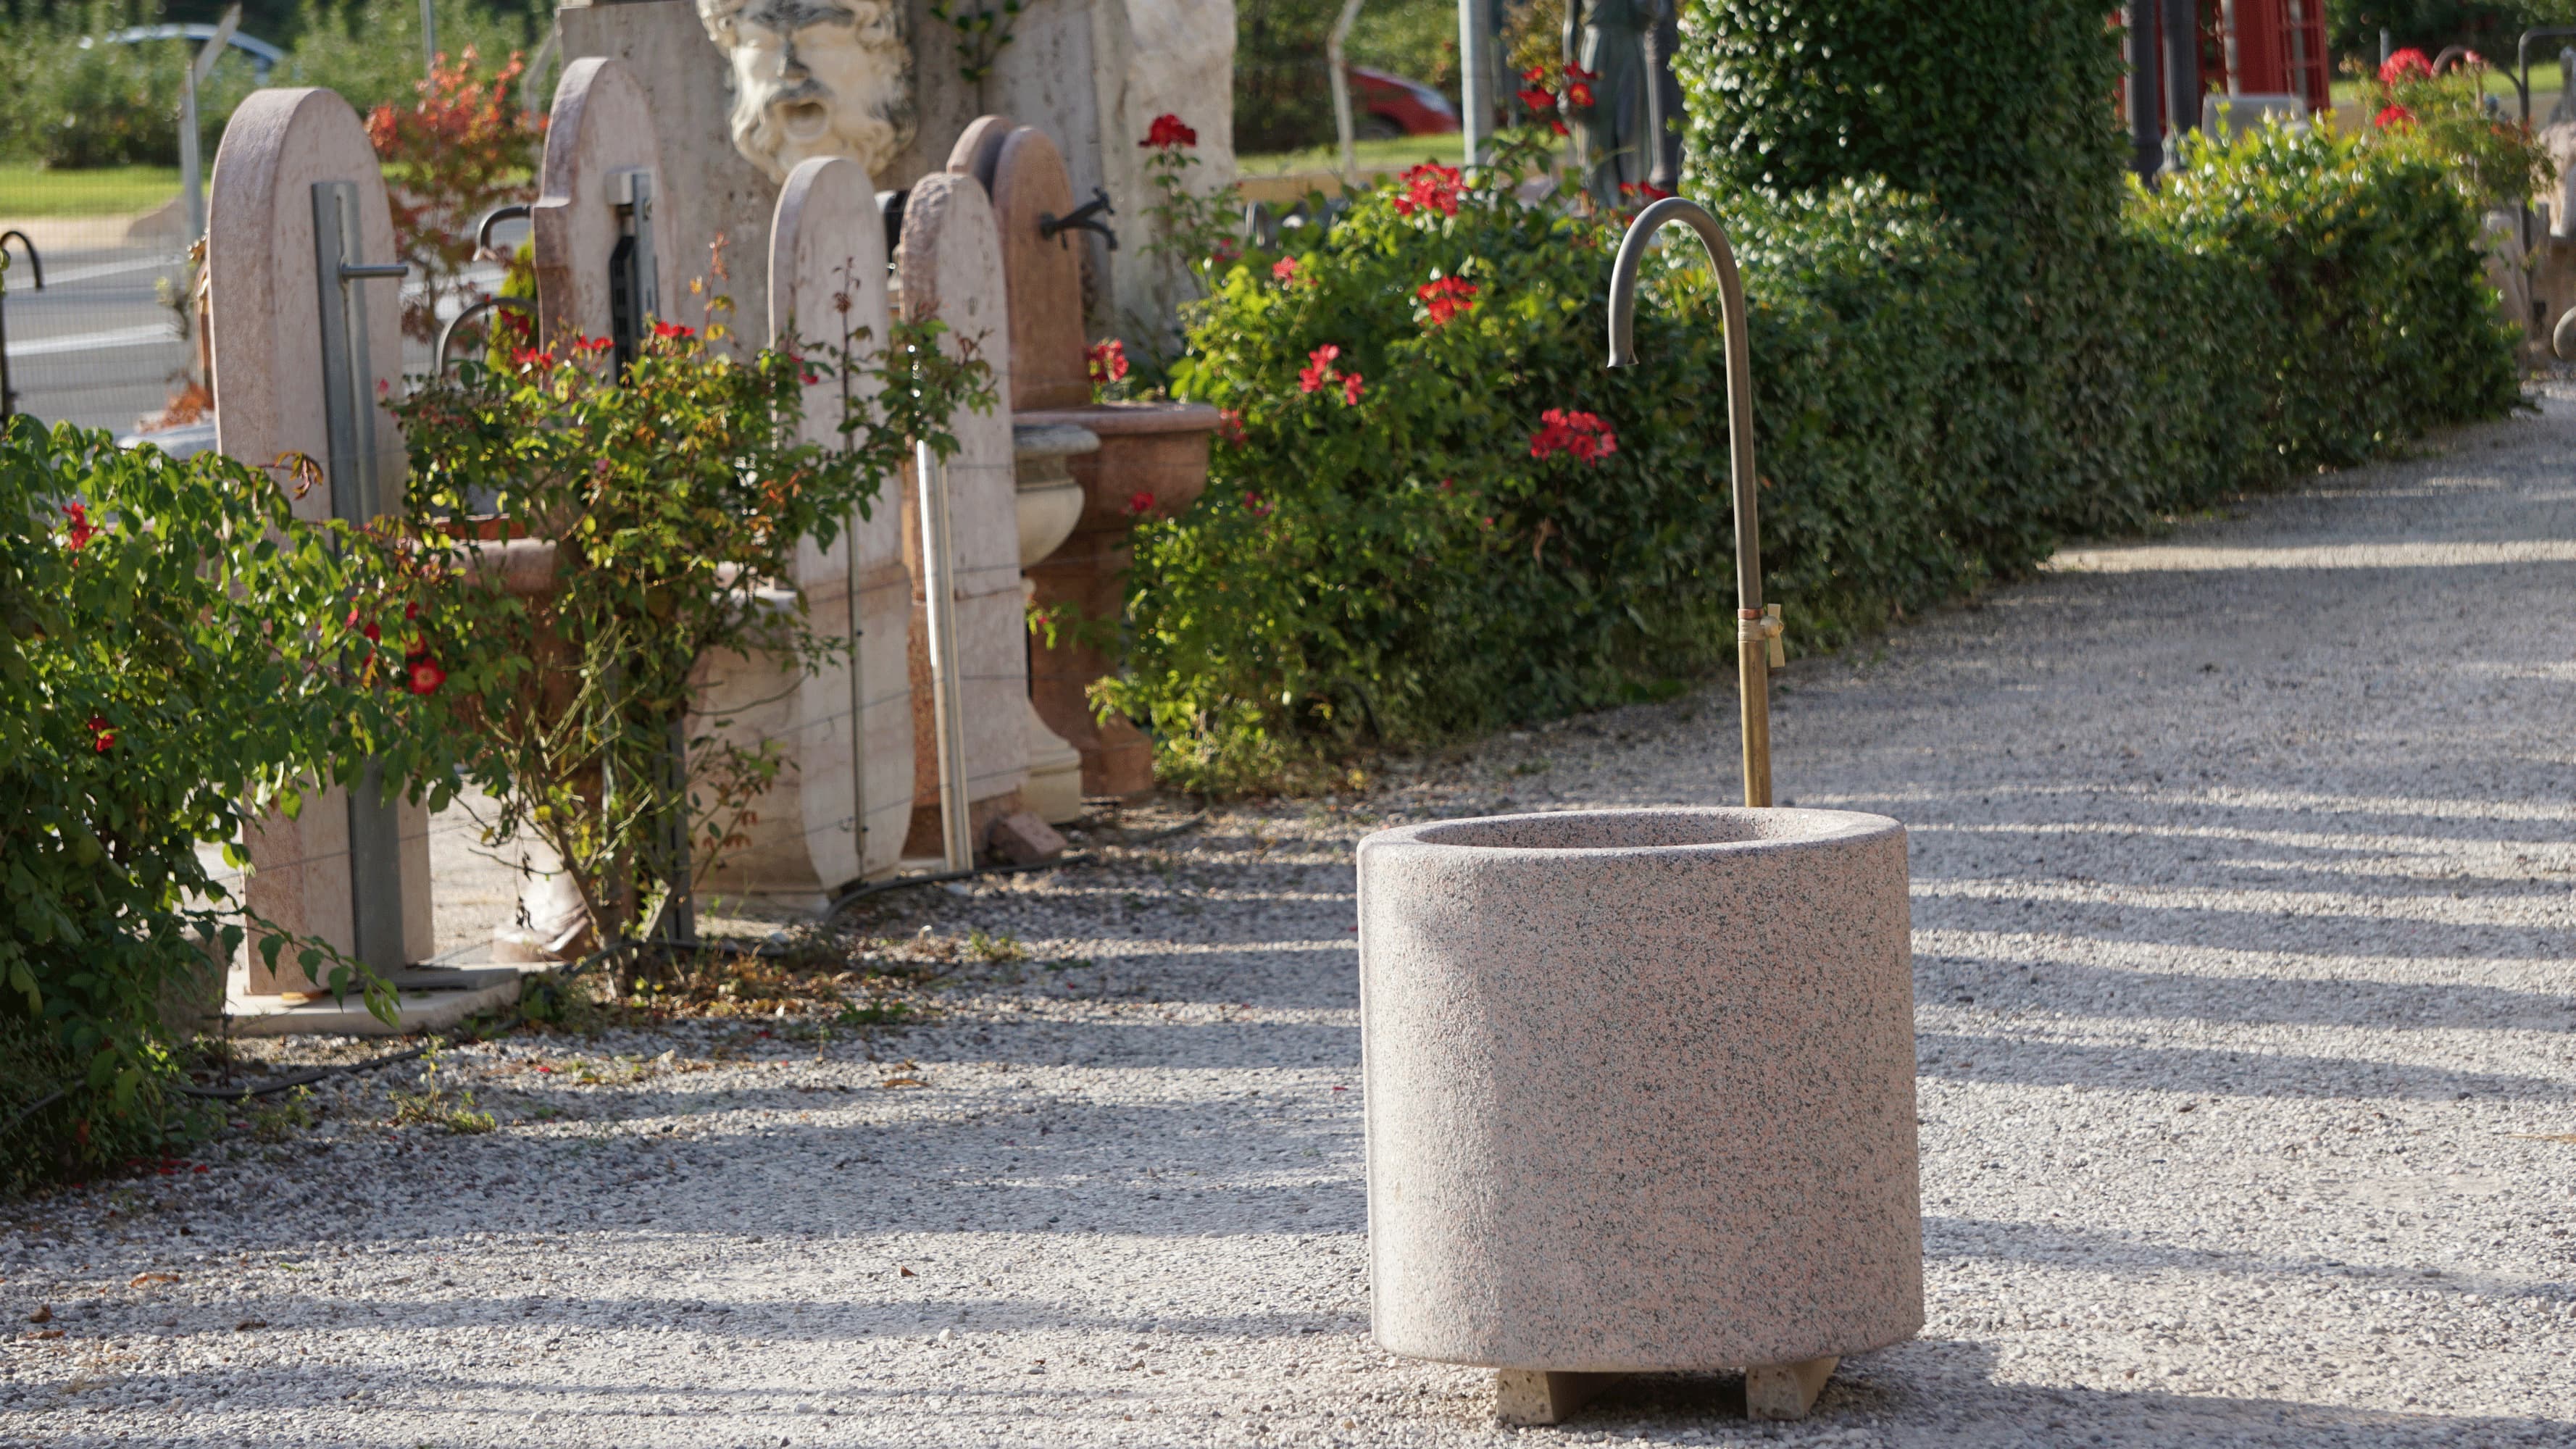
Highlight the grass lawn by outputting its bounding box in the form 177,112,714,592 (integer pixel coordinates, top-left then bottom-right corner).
1240,132,1467,177
0,164,181,219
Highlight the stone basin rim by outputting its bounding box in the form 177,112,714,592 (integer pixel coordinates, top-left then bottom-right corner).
1364,805,1901,857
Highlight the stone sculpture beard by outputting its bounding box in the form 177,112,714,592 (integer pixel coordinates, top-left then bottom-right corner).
697,0,916,184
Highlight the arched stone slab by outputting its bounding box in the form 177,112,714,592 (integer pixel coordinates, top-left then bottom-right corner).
207,87,433,987
532,57,683,346
988,126,1091,412
694,156,912,901
895,170,1029,851
945,114,1016,193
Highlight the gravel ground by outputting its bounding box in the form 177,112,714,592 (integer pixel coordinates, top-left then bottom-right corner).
7,393,2576,1448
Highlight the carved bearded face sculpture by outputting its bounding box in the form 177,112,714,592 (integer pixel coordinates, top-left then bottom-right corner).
698,0,914,183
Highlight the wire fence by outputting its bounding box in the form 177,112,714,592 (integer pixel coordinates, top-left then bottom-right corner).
0,184,196,435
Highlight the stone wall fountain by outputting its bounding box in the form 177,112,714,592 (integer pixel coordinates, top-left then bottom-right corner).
951,116,1220,800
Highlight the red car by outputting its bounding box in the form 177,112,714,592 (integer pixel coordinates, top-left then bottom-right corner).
1349,66,1461,138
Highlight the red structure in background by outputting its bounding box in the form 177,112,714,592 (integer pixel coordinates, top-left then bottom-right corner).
2201,0,2334,113
2125,0,2334,146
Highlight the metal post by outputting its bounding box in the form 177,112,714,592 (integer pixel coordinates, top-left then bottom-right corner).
2381,28,2391,71
312,181,414,974
1457,0,1493,164
2126,7,2164,183
421,0,438,75
1328,0,1365,187
179,8,240,243
1606,196,1775,808
607,170,659,373
2161,0,2198,172
917,440,975,869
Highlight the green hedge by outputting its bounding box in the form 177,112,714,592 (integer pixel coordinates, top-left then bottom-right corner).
1114,114,2519,790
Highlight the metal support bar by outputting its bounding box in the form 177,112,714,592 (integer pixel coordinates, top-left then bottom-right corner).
312,180,412,973
917,439,975,870
607,170,659,372
1605,196,1773,807
2160,0,2199,172
1457,0,1495,164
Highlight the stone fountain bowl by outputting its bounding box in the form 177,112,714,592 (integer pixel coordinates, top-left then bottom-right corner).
1355,806,1922,1374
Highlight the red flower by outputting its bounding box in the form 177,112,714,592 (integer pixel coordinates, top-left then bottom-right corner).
1217,407,1248,446
801,369,821,385
1415,276,1480,327
1298,343,1342,394
1085,338,1130,387
1564,63,1597,82
86,714,114,753
651,320,695,341
1620,181,1675,203
1391,162,1465,220
1271,256,1301,283
407,657,448,696
1142,113,1198,149
62,503,95,552
1521,65,1546,84
362,622,381,643
1125,490,1156,517
2375,103,2417,129
572,335,613,356
2380,47,2432,83
1341,372,1365,406
1528,408,1618,464
1549,118,1570,136
1209,237,1240,266
1565,82,1595,108
404,601,421,622
1515,87,1557,112
1241,490,1270,517
510,346,556,372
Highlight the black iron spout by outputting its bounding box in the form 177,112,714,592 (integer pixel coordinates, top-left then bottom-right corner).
1604,195,1775,806
1039,187,1120,251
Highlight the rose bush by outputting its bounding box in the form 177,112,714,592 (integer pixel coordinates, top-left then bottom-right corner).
389,294,991,978
1,420,453,1190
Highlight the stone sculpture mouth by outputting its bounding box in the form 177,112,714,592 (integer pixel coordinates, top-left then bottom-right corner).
1409,806,1864,851
779,99,831,141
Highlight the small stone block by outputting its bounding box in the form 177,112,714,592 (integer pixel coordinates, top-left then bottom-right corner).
986,809,1067,865
1493,1369,1623,1427
1744,1356,1838,1421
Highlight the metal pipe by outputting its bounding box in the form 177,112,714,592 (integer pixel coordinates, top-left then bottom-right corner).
2125,7,2164,183
435,293,534,370
917,439,975,869
2160,0,2198,172
0,230,41,419
474,201,533,257
1605,196,1775,808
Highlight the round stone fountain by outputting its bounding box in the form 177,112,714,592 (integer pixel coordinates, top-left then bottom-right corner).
1356,806,1922,1423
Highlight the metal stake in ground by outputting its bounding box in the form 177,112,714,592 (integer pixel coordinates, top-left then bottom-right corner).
1605,195,1781,807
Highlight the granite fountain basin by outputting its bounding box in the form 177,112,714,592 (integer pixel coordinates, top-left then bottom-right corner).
1354,806,1922,1423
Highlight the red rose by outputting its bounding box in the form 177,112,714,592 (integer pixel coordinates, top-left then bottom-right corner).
2379,47,2431,83
1142,113,1198,149
1528,408,1617,464
511,346,556,372
62,503,96,552
1271,256,1301,283
1298,343,1343,394
1565,82,1595,108
1415,276,1480,327
651,320,695,341
2375,103,2417,129
1341,372,1364,406
1125,490,1156,517
86,714,114,753
407,658,447,696
1085,338,1130,387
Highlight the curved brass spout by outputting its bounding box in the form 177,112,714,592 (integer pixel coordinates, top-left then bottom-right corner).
1606,196,1775,807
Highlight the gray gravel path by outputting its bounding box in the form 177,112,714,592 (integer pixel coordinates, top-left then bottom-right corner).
7,393,2576,1448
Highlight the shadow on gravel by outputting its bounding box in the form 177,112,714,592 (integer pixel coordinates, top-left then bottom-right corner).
1914,1031,2573,1103
1925,1215,2572,1306
1915,956,2576,1032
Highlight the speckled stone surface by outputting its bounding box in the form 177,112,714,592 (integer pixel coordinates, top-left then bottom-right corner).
1357,806,1924,1371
